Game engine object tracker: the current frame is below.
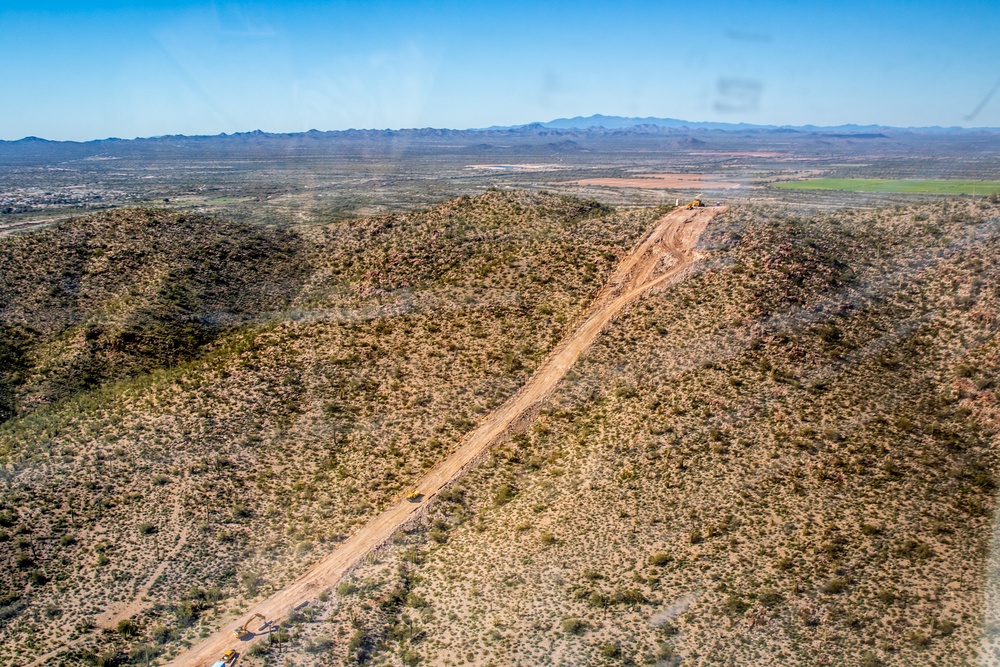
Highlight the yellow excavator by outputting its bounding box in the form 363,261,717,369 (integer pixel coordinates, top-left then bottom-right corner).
233,612,265,639
406,490,422,502
685,199,704,210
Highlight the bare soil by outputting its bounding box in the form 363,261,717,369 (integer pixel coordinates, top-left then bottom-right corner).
166,205,723,667
565,174,743,190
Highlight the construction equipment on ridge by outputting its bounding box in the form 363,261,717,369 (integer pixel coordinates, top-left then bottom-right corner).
233,613,266,639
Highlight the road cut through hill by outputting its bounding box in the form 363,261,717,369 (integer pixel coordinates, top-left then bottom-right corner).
167,204,724,666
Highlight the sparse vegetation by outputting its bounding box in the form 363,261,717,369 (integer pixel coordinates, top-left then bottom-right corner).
3,191,1000,666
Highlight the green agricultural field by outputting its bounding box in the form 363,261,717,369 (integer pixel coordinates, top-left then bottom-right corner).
774,178,1000,194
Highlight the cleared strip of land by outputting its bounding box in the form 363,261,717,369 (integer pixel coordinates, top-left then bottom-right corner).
773,178,1000,194
165,205,723,667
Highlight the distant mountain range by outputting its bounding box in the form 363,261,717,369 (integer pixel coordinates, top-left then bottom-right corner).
527,114,997,134
4,115,998,148
2,116,998,167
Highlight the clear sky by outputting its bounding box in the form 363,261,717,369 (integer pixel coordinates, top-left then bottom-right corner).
2,0,999,140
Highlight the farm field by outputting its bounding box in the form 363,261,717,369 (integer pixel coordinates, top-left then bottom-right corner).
774,178,1000,195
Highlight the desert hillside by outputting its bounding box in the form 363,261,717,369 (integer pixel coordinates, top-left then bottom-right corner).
1,193,999,667
0,208,308,420
282,199,1000,667
0,190,655,666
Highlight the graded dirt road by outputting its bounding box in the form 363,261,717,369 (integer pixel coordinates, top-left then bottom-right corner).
167,205,723,666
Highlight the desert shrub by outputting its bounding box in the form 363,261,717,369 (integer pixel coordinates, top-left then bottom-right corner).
600,642,621,658
115,618,139,637
0,592,25,622
588,592,610,608
861,652,883,667
174,600,199,627
561,617,586,635
402,649,421,666
934,618,957,636
346,628,371,662
306,636,334,653
860,523,881,536
649,552,671,566
151,624,174,644
239,570,262,596
247,643,269,657
80,649,122,667
724,595,749,614
613,588,646,605
539,531,557,546
438,486,465,504
138,522,157,536
406,592,427,608
758,588,783,607
822,577,848,594
494,482,516,506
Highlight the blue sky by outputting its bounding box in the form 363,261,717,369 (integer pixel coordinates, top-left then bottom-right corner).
2,0,999,140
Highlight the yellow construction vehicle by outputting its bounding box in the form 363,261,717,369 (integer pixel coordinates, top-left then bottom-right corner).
211,650,237,667
406,490,422,502
685,199,703,210
233,612,265,639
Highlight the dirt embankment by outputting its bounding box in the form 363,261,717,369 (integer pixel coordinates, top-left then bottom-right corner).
167,205,723,667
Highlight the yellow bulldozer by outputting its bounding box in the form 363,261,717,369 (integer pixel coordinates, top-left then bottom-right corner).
685,199,704,210
233,612,266,639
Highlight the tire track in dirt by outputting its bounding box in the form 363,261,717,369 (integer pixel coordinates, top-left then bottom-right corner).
166,205,723,666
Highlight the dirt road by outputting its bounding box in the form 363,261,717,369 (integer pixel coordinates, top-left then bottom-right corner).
167,205,722,666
